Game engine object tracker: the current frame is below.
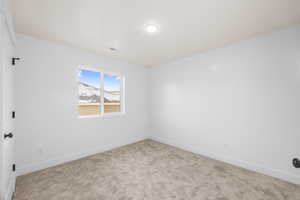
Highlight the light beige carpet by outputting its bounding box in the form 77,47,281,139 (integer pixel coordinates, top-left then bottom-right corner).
14,139,300,200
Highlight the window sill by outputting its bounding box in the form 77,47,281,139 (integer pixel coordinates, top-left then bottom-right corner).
78,114,100,119
102,112,126,117
78,112,126,119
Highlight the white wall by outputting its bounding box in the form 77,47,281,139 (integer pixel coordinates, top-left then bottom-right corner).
150,25,300,184
15,35,149,175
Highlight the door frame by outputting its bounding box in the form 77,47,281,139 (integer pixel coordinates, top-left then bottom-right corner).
0,13,4,199
0,1,16,199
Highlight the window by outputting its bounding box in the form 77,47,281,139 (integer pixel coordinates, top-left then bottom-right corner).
78,68,124,117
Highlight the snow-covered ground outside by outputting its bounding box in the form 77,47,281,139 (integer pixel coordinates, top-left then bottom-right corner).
79,82,120,103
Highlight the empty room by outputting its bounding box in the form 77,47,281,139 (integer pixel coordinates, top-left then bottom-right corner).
1,0,300,199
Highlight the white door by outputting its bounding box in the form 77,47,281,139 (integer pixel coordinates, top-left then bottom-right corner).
0,12,16,200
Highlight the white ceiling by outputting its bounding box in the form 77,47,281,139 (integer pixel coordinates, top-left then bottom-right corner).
11,0,300,67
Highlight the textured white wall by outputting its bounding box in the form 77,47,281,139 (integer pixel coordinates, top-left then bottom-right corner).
15,34,149,175
150,25,300,184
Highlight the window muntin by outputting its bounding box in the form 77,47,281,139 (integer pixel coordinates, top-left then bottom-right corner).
78,67,124,117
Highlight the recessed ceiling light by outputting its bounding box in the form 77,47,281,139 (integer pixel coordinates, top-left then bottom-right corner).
145,24,158,33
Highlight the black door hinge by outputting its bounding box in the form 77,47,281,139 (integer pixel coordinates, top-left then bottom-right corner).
12,57,20,66
13,164,16,172
12,111,15,119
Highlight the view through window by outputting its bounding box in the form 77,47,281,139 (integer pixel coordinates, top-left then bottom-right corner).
78,69,101,116
104,74,121,113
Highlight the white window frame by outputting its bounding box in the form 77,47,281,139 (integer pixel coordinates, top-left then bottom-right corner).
78,66,125,118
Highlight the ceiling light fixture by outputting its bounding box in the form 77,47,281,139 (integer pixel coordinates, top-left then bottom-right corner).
145,24,158,33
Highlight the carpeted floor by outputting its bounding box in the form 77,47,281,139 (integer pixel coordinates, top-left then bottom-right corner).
14,139,300,200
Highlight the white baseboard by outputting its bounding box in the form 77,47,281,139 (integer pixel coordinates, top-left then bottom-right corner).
150,135,300,185
4,175,15,200
17,136,148,176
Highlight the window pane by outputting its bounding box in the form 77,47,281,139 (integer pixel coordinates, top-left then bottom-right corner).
104,74,121,113
78,69,101,116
